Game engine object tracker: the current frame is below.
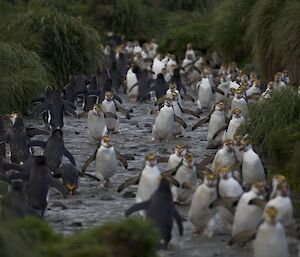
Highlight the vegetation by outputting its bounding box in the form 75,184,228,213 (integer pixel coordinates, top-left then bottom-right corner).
0,217,160,257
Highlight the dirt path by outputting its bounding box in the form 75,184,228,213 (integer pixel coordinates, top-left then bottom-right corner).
26,89,298,257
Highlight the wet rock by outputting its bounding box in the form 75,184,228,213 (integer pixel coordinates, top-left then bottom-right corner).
71,221,82,227
122,192,136,198
144,123,152,128
51,202,68,209
100,195,115,201
158,147,169,154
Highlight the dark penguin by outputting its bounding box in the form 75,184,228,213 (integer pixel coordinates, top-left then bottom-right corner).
0,180,39,219
125,178,183,249
138,69,155,102
168,68,187,95
83,76,99,112
54,164,79,195
117,51,129,78
1,112,48,164
110,61,122,93
29,128,76,172
34,90,77,129
24,156,67,216
143,73,168,102
0,115,6,157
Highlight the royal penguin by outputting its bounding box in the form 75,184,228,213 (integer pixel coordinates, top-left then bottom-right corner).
126,68,139,101
189,173,218,237
224,108,245,141
231,87,249,119
218,166,243,198
87,104,108,144
82,136,127,187
196,72,213,110
253,206,289,257
167,144,187,170
171,153,197,205
212,139,236,172
240,139,265,185
233,134,244,162
232,181,266,236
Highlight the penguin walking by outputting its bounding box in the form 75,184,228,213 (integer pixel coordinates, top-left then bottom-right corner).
189,173,218,237
240,139,265,185
82,136,127,187
231,88,249,119
253,206,289,257
101,91,130,133
218,166,243,198
232,181,266,236
171,153,197,205
152,98,186,141
87,104,108,143
223,108,245,141
125,178,183,249
54,164,79,195
126,68,139,101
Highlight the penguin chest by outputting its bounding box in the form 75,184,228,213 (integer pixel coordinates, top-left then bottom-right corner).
167,154,182,170
219,178,243,198
226,118,245,140
153,107,174,139
242,151,265,184
254,223,288,257
102,101,118,131
212,149,235,171
198,78,212,108
207,112,225,142
266,197,294,226
137,167,160,202
189,185,217,226
87,113,107,141
95,147,117,179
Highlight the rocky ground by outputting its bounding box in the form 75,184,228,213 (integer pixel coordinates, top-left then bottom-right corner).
27,89,299,257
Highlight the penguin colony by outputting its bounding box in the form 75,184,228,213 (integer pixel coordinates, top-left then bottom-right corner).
0,37,299,256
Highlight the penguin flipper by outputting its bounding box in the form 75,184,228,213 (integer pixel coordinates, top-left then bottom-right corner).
63,103,77,118
4,162,23,172
228,229,256,246
113,94,123,104
248,198,267,209
212,125,228,140
209,197,239,213
49,177,68,198
174,115,187,129
161,160,182,177
26,128,49,137
181,94,194,102
79,172,101,182
27,140,47,148
103,112,118,119
212,87,225,96
63,147,76,167
162,176,180,188
115,151,128,169
181,108,200,118
191,116,210,130
117,175,141,193
199,154,216,166
125,201,150,217
116,104,130,120
82,150,97,173
173,208,184,236
33,102,50,116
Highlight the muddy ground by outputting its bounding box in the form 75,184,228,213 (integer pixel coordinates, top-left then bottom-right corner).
26,89,299,257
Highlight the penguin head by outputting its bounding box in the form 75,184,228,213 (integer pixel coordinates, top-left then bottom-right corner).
218,166,231,180
92,104,102,116
272,175,286,190
223,139,233,152
250,72,257,81
283,70,289,76
274,72,282,82
215,102,224,111
145,154,157,167
183,153,194,168
5,111,21,125
264,206,278,224
169,82,177,91
233,134,242,146
105,91,113,101
175,144,186,156
101,136,112,148
204,173,218,188
253,80,261,88
239,139,252,152
267,81,274,90
278,181,289,197
253,181,267,195
171,91,178,101
164,98,172,107
66,183,78,195
232,108,242,118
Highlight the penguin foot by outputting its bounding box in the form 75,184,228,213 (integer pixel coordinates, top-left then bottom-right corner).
192,228,203,235
104,179,112,188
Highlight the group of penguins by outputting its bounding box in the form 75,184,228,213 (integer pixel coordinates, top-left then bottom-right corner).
0,39,299,257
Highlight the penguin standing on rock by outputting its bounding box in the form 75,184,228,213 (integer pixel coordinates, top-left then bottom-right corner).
212,139,236,172
167,144,187,170
125,178,183,249
82,136,127,187
196,71,213,110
